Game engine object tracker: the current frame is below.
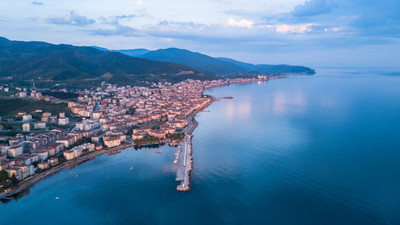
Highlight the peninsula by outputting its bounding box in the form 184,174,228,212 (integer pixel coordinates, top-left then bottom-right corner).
0,75,284,198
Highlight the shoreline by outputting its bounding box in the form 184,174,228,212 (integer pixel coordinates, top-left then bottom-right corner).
175,96,216,192
2,143,135,198
2,77,282,198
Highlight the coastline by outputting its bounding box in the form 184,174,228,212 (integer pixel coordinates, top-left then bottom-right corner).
2,143,135,198
2,77,283,198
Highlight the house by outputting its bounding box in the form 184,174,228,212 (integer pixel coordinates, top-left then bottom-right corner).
49,115,58,123
103,136,121,148
34,122,46,129
49,157,59,166
132,132,145,140
22,114,32,122
147,130,166,139
42,112,52,117
7,145,23,158
7,167,22,180
17,91,27,98
0,162,8,170
47,143,64,154
22,123,30,132
38,161,49,170
0,153,6,161
63,150,75,160
56,136,75,148
35,150,49,162
58,117,69,125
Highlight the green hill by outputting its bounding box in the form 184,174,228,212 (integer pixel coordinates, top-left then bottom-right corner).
0,37,202,86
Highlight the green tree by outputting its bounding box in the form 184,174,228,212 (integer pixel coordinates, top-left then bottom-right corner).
0,170,8,183
11,173,18,185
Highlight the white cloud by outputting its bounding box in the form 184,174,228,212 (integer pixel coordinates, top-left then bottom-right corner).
136,0,142,6
275,23,314,33
226,18,253,28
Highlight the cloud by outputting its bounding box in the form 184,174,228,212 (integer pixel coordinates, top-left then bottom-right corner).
136,0,143,6
46,11,95,26
115,14,137,19
92,21,139,37
291,0,336,17
275,23,315,34
226,18,253,28
32,1,43,5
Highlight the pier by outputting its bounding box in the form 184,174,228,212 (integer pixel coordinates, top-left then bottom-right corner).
175,98,214,192
175,135,193,191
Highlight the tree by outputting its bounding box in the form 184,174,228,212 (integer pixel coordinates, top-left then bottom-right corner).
127,108,136,115
0,170,8,183
11,173,18,185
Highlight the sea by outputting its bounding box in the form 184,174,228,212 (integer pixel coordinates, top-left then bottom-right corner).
1,68,400,225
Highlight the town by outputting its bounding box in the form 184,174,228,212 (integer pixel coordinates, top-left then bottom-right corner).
0,75,276,197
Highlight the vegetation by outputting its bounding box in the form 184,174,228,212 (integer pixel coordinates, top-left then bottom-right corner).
167,132,184,141
134,137,161,146
0,37,204,86
0,97,70,116
0,170,8,185
127,108,136,115
10,174,18,186
141,120,164,129
41,91,79,100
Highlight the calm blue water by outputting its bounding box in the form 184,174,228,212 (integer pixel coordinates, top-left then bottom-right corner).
2,68,400,224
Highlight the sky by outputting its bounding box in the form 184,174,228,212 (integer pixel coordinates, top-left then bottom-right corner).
1,0,400,67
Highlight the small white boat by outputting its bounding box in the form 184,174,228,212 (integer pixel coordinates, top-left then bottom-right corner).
130,166,134,170
55,197,60,200
75,175,79,178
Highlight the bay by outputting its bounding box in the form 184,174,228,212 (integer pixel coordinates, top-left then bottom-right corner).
1,68,400,225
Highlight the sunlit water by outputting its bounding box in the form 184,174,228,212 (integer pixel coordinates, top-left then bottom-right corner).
1,68,400,224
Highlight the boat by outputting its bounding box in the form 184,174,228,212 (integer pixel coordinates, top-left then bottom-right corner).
55,197,60,200
130,166,133,170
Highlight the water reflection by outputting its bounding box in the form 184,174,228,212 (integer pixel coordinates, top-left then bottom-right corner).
223,95,252,120
272,90,307,115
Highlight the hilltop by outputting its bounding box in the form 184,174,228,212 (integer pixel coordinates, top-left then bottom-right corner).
0,37,203,87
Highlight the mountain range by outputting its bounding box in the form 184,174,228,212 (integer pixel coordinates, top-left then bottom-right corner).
97,47,315,75
0,36,314,87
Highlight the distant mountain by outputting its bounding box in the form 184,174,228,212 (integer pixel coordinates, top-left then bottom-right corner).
90,46,151,57
139,48,245,74
0,37,201,86
218,57,315,75
118,49,151,57
111,47,315,75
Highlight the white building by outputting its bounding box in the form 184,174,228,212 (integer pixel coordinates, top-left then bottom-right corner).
34,122,46,129
23,114,32,122
7,145,23,158
22,123,30,132
59,117,69,125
